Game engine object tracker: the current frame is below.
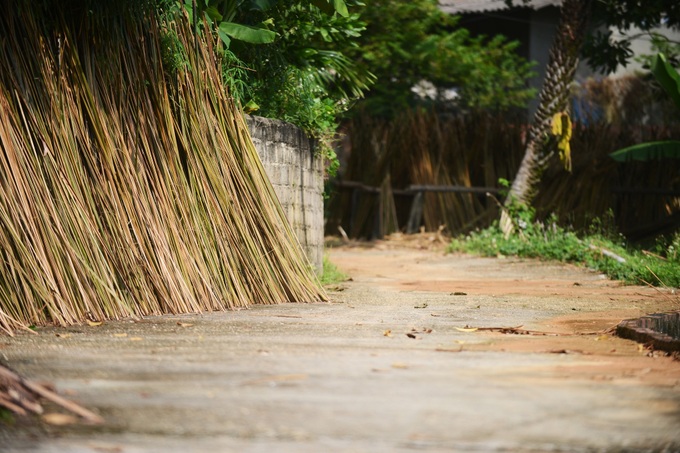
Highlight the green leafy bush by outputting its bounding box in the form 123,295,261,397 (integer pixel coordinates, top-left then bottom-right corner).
222,1,372,170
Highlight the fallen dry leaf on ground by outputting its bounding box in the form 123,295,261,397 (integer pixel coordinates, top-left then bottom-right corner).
455,327,479,332
436,347,464,353
546,349,591,355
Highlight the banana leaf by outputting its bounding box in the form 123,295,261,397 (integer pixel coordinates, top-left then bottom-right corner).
653,53,680,110
610,140,680,162
218,22,276,44
311,0,349,17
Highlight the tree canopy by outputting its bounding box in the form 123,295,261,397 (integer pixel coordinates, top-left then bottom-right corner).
169,0,537,154
342,0,536,116
182,0,537,126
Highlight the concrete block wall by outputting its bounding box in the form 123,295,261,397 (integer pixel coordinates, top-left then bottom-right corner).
246,115,324,274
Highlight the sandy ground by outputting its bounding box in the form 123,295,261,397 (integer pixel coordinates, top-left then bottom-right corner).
1,234,679,452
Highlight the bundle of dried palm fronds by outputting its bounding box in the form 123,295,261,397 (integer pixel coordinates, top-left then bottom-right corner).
0,4,326,335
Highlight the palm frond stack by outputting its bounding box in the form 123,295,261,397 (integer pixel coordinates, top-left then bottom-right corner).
0,4,326,335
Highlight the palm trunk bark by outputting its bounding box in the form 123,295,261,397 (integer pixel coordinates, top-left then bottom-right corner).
500,0,591,235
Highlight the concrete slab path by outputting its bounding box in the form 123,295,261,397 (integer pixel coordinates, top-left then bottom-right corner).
1,240,679,452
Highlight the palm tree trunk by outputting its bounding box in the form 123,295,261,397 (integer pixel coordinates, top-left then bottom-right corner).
500,0,591,235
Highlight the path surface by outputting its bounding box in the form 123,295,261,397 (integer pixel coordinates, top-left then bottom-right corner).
1,236,680,452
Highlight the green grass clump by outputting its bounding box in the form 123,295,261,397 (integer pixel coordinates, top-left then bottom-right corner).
320,254,348,286
449,209,680,288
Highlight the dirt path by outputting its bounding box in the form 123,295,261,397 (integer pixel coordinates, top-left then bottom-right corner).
331,235,680,388
1,235,679,452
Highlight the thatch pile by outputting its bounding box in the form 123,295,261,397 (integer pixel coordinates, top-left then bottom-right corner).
0,5,326,335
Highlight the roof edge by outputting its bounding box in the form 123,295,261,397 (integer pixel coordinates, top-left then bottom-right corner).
438,0,562,15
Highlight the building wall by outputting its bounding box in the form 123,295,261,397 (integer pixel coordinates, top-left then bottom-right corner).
246,115,324,275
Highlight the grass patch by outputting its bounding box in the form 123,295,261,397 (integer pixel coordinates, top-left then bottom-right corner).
320,254,348,286
449,211,680,288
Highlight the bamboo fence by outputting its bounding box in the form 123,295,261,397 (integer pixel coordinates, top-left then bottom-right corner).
328,105,680,240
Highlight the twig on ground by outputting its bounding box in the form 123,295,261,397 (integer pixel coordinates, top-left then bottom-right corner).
0,363,104,424
337,226,350,244
588,244,626,263
457,324,618,337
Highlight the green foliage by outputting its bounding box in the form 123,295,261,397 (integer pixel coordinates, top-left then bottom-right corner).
449,207,680,288
160,24,190,74
311,0,349,18
249,63,344,170
652,53,680,109
219,49,254,107
342,0,536,116
227,1,373,166
181,0,276,47
610,140,680,162
164,0,536,162
428,34,537,110
155,0,372,169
